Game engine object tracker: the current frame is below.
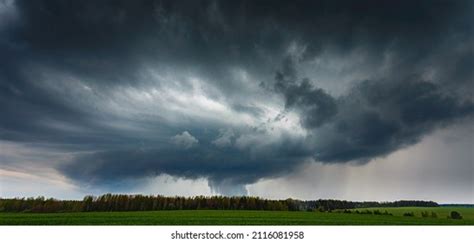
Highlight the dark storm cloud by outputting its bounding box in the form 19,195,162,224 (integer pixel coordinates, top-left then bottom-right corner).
1,0,473,194
316,78,473,162
274,57,338,128
273,57,474,162
60,132,310,195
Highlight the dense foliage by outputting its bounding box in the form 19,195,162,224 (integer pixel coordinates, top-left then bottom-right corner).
0,194,438,213
449,211,463,219
307,199,439,211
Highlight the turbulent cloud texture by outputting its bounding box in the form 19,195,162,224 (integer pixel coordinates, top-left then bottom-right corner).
171,131,198,149
0,0,473,195
274,57,474,162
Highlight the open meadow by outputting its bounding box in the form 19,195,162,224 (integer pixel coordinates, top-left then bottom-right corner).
1,207,473,225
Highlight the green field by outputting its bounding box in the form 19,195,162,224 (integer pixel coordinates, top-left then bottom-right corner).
1,207,473,225
349,207,474,219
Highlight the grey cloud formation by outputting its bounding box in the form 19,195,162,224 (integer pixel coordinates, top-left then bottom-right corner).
274,57,338,128
59,131,309,195
171,131,198,149
212,129,235,148
274,58,474,163
1,0,473,195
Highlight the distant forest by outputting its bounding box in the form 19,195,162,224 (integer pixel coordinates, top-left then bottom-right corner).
0,194,438,213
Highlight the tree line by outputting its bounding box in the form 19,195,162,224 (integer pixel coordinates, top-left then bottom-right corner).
307,199,439,211
0,194,438,213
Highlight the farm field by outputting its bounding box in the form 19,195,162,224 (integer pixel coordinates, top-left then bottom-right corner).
1,207,473,225
348,206,474,219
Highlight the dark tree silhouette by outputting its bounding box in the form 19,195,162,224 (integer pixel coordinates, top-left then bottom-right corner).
0,195,439,213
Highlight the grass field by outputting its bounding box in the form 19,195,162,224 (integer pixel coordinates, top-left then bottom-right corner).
349,207,474,219
1,207,473,225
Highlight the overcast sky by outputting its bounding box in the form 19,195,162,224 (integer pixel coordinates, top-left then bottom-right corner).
0,0,473,203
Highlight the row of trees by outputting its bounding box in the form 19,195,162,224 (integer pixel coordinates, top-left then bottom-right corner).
0,196,82,213
82,194,292,212
355,200,439,208
306,199,438,212
0,194,438,213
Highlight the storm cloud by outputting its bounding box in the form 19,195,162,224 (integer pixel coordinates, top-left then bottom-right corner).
0,0,473,195
274,57,474,162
